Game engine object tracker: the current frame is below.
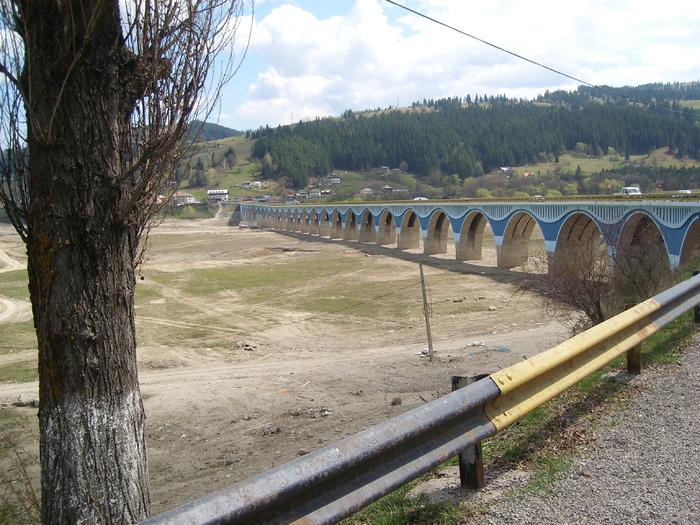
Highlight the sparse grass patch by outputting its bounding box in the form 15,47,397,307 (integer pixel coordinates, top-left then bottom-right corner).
0,271,29,301
641,311,696,365
340,483,480,525
0,360,37,384
524,455,573,493
0,322,36,356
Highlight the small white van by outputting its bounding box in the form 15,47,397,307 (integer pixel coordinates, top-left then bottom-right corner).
617,187,642,196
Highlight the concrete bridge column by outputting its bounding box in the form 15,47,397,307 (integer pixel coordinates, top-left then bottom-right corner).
300,212,310,234
292,212,302,232
359,212,377,243
310,212,320,235
344,212,359,241
330,212,343,239
376,212,396,245
456,214,486,261
424,212,449,255
319,212,331,237
497,213,538,268
397,212,420,250
497,236,530,268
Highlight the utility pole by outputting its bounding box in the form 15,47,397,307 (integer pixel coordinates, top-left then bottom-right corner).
419,263,434,362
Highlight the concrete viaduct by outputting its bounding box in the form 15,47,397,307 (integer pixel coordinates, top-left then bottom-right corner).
240,198,700,269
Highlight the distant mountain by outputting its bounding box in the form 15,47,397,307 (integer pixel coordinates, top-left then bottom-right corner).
190,121,243,142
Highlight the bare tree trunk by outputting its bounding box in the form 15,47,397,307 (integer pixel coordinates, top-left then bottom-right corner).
23,1,150,522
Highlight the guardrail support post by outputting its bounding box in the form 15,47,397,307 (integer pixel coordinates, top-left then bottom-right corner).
694,271,700,324
624,304,642,375
452,374,489,489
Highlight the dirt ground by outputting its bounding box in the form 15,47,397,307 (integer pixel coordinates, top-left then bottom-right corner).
0,214,568,517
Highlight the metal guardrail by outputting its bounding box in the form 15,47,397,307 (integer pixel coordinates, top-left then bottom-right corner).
140,273,700,525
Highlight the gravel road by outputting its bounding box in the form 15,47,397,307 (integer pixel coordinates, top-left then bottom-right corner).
473,334,700,525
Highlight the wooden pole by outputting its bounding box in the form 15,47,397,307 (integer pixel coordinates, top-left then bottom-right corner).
419,263,434,362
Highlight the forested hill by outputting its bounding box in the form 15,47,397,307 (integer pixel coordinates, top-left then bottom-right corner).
190,121,242,142
250,86,700,189
538,81,700,112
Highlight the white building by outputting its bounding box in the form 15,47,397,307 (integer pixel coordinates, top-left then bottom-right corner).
207,189,229,202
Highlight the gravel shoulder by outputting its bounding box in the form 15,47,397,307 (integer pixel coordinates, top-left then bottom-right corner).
414,334,700,524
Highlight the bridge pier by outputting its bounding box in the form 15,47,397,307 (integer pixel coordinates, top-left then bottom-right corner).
377,212,396,245
359,212,377,243
424,212,449,255
456,214,486,261
330,212,343,239
398,212,421,250
344,213,359,241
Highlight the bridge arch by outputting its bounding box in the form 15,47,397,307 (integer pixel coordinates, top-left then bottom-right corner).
554,212,604,264
344,210,359,241
456,212,488,261
359,210,377,243
613,213,671,298
499,212,538,268
398,210,420,250
377,210,397,245
425,210,452,255
679,217,700,266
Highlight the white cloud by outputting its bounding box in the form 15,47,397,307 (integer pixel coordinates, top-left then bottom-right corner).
231,0,700,128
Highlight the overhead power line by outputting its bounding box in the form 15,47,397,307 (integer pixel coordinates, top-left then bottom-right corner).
384,0,688,117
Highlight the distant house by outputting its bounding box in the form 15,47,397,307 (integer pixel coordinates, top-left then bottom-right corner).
359,188,373,195
172,191,195,205
308,188,321,198
206,189,229,202
241,181,261,189
321,175,342,185
266,196,281,203
382,185,393,193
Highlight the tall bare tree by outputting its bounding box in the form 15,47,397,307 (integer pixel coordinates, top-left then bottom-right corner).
0,0,252,522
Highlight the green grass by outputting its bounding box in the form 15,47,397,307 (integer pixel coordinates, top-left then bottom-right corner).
679,100,700,109
0,321,36,356
147,257,368,297
0,360,38,384
340,483,483,525
0,271,30,301
514,148,699,178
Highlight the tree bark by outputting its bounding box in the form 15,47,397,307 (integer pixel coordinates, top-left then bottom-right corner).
22,0,150,522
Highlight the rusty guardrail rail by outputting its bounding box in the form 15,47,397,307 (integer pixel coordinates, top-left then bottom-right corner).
140,273,700,525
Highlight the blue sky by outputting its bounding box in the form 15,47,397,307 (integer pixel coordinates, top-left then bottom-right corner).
218,0,700,131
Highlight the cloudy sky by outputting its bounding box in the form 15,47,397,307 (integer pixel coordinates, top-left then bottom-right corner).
219,0,700,131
